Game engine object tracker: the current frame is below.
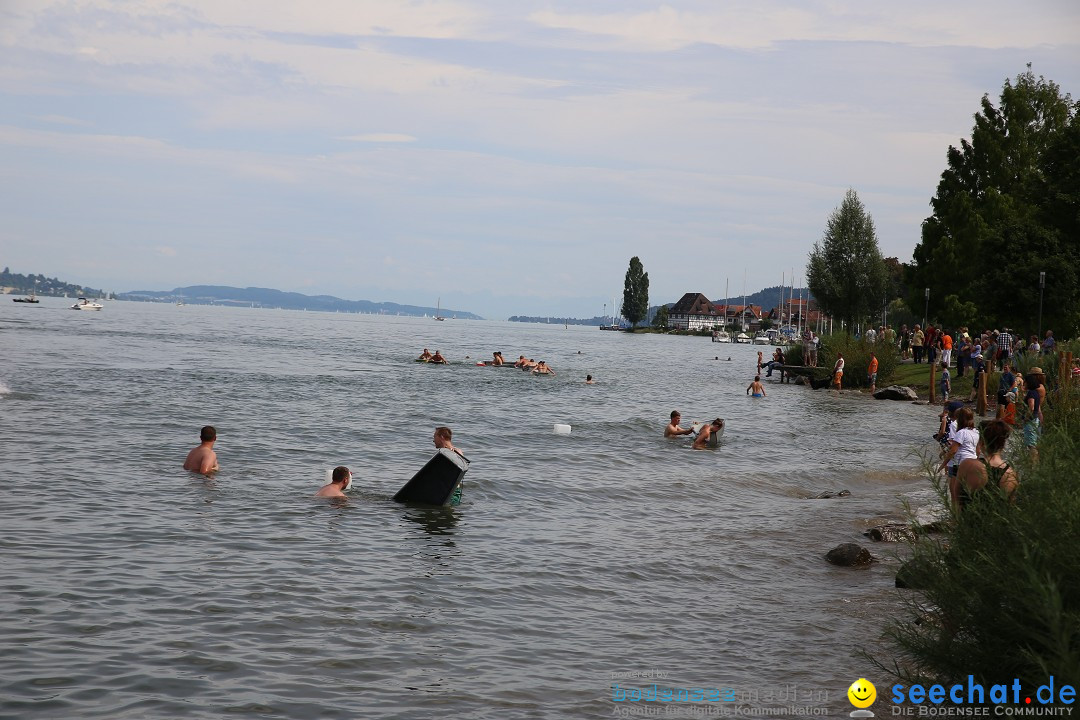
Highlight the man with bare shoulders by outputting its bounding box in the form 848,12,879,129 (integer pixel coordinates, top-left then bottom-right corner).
430,349,448,364
418,348,432,361
315,466,352,498
515,355,527,368
693,418,724,449
665,411,695,438
183,425,219,475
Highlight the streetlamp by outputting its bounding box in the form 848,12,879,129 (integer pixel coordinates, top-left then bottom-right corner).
1038,271,1046,338
923,288,929,329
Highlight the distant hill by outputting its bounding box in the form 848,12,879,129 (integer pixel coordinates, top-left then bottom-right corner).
117,285,483,319
1,267,109,298
713,285,813,309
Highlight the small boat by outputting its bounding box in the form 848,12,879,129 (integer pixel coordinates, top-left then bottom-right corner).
13,279,40,303
735,332,751,344
712,330,731,343
752,332,771,345
434,297,445,321
71,297,103,311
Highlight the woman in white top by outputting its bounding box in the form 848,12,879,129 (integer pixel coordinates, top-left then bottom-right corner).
938,406,979,478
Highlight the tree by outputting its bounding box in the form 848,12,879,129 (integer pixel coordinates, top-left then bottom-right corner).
906,67,1080,333
651,304,669,329
806,189,888,333
622,256,650,328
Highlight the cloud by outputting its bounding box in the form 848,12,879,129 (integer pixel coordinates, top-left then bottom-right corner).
340,133,417,143
155,246,177,257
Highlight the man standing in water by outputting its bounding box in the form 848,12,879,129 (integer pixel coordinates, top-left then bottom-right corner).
692,418,724,449
832,353,845,392
183,425,219,475
315,466,352,498
433,427,466,505
665,411,695,437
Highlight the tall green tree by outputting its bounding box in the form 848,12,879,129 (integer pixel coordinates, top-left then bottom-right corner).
651,304,669,329
806,189,888,332
622,256,650,328
906,67,1080,333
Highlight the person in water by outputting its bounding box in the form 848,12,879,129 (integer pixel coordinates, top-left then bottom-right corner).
533,361,555,375
418,348,433,361
491,351,504,366
433,427,465,505
183,425,219,475
867,351,879,394
692,418,724,449
954,420,1017,508
665,411,695,438
514,355,527,368
430,350,448,364
746,376,766,397
585,375,595,384
315,466,352,498
832,353,845,392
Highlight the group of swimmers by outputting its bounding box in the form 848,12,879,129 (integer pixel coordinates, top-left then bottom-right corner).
417,348,448,364
664,411,725,450
183,424,464,499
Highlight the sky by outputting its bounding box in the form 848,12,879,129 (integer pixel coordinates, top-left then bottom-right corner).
1,1,1078,319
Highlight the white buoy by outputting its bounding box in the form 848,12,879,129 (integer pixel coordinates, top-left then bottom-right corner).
553,423,571,435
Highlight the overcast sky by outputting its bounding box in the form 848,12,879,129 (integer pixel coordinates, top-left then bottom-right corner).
2,1,1078,318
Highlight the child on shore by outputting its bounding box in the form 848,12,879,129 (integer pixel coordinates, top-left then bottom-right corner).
940,362,951,403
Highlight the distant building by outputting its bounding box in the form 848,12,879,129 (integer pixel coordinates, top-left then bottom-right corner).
668,293,725,331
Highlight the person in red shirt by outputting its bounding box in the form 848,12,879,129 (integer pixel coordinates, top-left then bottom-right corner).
867,352,879,394
925,325,938,365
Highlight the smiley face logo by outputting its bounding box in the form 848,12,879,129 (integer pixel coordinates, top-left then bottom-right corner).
847,678,877,708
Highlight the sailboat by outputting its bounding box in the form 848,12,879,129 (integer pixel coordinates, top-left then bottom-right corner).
434,298,445,321
13,279,40,304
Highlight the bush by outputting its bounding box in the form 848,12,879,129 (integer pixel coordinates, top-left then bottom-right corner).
816,332,900,388
882,381,1080,690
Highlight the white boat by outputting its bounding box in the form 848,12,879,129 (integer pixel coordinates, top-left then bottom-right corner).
752,332,771,345
71,297,103,311
735,332,751,344
711,330,731,343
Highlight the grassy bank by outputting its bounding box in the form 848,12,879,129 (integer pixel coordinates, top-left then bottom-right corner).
881,358,1080,691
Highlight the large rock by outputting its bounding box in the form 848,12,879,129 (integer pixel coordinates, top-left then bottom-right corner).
873,385,918,401
813,490,851,499
825,543,873,568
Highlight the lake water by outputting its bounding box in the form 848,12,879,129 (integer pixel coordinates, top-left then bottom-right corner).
0,298,940,718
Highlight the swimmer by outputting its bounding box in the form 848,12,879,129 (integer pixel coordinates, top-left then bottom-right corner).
430,349,448,364
418,348,432,361
315,466,352,498
665,410,695,438
183,425,219,475
533,361,555,376
585,374,595,384
746,376,766,398
491,351,504,366
692,418,724,449
514,355,527,368
433,426,463,457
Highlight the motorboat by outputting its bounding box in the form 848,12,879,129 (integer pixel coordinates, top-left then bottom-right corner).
752,332,771,345
711,330,731,343
735,332,752,344
12,279,40,303
71,297,103,311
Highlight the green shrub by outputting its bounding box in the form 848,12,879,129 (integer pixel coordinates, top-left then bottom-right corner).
882,382,1080,689
816,332,900,388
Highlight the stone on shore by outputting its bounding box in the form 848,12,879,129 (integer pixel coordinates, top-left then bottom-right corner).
825,543,873,568
873,385,918,401
813,490,851,499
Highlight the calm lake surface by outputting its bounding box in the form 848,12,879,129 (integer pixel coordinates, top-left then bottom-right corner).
0,299,940,718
